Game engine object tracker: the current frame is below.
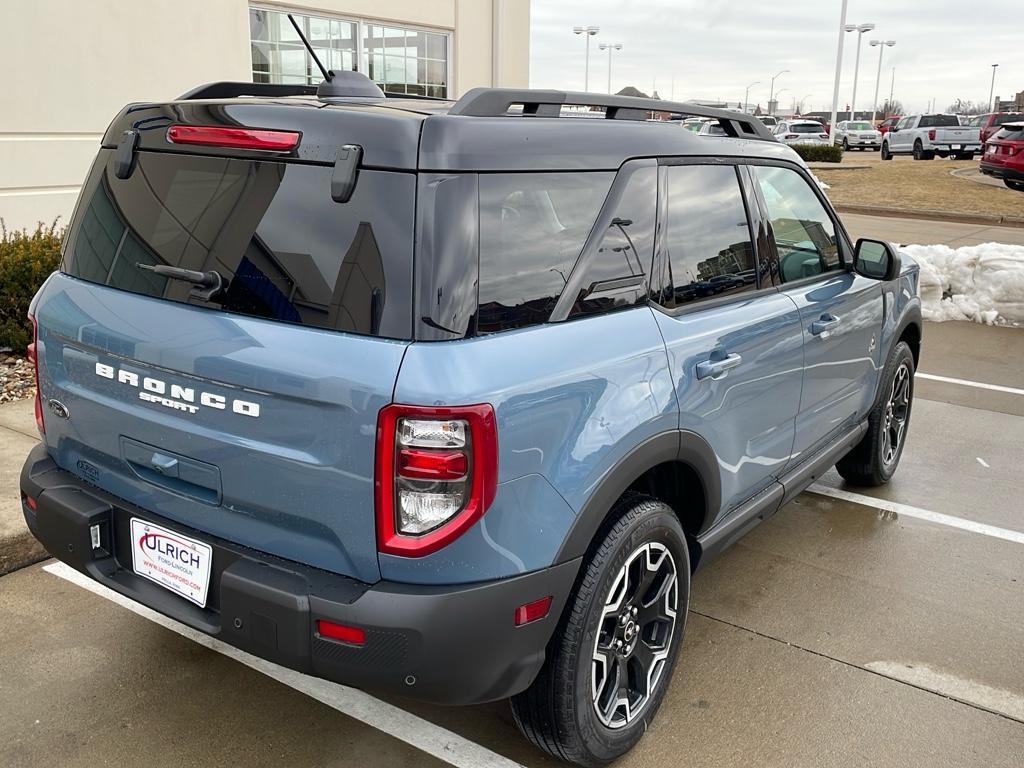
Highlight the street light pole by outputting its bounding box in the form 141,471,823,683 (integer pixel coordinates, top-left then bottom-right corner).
572,25,600,91
768,69,789,117
989,64,999,111
744,81,760,113
599,43,623,94
828,0,850,145
869,40,896,123
848,22,876,121
889,66,895,109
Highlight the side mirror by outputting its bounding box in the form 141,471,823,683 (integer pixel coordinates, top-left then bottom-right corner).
854,238,899,281
890,126,899,133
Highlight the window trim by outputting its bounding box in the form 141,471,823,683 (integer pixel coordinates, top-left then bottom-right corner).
249,3,453,97
742,158,854,291
646,156,777,319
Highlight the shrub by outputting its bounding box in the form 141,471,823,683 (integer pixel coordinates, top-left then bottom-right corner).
0,220,64,352
791,144,844,163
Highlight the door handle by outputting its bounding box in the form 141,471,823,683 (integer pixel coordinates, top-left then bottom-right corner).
696,353,743,381
810,314,841,338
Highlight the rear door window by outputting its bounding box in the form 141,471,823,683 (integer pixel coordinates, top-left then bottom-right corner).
654,164,757,309
62,150,415,339
477,172,613,333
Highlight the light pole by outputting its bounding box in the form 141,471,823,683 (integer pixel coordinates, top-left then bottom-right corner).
869,40,896,123
889,67,895,110
989,64,999,111
744,81,760,113
828,0,850,145
768,69,789,117
598,42,623,95
572,25,600,91
846,22,875,121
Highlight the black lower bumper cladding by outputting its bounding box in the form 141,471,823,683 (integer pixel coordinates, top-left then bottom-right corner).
20,443,580,705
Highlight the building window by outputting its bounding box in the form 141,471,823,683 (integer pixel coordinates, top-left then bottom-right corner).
249,7,449,97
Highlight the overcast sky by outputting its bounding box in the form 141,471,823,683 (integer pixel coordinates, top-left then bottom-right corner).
529,1,1022,115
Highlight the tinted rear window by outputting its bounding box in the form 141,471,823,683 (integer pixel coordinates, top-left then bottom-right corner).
919,115,960,127
791,123,825,133
994,126,1024,141
62,150,415,339
477,172,613,333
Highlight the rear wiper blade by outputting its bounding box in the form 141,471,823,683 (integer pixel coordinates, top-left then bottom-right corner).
136,263,225,301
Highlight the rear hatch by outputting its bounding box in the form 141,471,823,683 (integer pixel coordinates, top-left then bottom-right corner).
32,99,421,582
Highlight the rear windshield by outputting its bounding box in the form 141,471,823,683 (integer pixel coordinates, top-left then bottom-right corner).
62,150,415,339
919,115,960,127
994,125,1024,141
791,123,825,133
995,113,1024,126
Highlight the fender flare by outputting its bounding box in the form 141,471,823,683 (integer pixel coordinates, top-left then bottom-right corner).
554,430,721,564
870,299,922,411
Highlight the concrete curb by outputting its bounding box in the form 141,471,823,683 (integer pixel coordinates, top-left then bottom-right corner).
835,203,1024,229
0,529,48,576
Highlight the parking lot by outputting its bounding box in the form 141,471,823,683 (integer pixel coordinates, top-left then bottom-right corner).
3,313,1022,768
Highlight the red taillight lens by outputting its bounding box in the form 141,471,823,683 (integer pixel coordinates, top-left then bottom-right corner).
375,403,498,557
166,125,300,151
316,620,365,646
24,494,37,511
928,129,936,141
514,596,553,626
27,312,44,435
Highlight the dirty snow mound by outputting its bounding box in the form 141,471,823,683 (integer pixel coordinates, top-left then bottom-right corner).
900,242,1024,325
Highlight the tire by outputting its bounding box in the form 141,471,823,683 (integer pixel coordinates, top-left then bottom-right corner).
1005,179,1024,192
836,340,915,486
842,138,850,151
881,142,892,160
511,494,690,767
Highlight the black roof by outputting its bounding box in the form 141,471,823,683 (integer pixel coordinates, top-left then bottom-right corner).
103,84,800,173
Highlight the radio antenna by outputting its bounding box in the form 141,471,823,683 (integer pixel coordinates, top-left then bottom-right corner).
287,13,332,82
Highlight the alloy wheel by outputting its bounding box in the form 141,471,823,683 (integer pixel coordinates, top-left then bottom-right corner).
591,542,678,729
882,362,911,465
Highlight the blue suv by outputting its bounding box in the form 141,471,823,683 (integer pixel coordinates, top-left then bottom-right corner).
21,74,921,766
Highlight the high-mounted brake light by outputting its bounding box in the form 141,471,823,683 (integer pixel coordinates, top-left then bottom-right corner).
26,312,44,435
375,404,498,557
166,125,300,151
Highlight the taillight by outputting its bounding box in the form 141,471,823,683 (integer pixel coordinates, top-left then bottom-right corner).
375,404,498,557
166,125,300,151
26,312,44,435
928,129,936,141
819,134,829,140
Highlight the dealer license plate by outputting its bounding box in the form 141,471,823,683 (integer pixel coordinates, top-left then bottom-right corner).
130,518,213,607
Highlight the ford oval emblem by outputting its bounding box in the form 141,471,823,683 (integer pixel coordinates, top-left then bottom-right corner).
48,399,70,419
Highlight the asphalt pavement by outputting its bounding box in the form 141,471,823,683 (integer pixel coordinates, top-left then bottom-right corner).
2,232,1023,767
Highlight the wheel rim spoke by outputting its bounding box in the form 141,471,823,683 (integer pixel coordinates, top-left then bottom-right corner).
882,363,911,465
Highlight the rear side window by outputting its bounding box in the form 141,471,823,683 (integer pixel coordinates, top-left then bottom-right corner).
62,150,415,339
751,165,841,283
654,165,756,310
477,172,613,333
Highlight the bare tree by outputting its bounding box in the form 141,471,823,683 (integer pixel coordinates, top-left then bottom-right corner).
878,98,904,117
946,98,988,115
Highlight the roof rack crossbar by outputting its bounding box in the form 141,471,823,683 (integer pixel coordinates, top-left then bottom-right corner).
448,88,775,141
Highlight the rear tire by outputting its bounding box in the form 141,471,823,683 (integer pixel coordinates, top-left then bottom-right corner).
1005,179,1024,192
511,494,690,767
836,341,915,487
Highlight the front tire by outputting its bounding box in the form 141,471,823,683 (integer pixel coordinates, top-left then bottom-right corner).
881,142,893,160
511,495,690,767
843,138,850,151
836,340,915,486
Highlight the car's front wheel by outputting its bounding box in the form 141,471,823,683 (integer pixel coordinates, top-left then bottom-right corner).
881,142,892,160
511,495,689,767
836,340,915,486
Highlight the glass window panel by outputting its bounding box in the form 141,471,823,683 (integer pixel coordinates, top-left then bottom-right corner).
425,33,447,60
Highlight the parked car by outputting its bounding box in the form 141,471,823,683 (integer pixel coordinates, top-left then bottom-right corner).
681,117,708,133
834,120,882,151
980,122,1024,191
881,114,981,160
698,120,727,137
758,115,779,128
968,112,1024,144
21,75,922,767
877,116,902,136
773,120,830,146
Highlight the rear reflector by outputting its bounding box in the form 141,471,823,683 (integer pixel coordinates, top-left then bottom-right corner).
166,125,300,151
514,596,552,626
24,495,37,511
316,619,365,646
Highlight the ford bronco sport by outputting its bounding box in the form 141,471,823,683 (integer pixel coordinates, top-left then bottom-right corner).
21,69,921,766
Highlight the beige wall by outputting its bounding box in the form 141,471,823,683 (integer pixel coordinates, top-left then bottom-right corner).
0,0,529,231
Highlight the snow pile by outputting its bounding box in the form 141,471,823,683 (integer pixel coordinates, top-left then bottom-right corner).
900,242,1024,325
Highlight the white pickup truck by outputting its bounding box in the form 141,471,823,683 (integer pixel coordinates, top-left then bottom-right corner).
880,114,981,161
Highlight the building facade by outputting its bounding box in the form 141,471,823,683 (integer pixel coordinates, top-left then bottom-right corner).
0,0,530,231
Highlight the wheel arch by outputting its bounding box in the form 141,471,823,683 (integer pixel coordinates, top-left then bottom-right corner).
554,430,721,572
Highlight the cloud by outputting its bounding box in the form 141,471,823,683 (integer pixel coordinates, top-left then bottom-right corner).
530,0,1022,114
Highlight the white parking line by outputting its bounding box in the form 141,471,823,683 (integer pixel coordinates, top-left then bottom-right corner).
916,372,1024,397
866,661,1024,722
807,484,1024,545
42,562,527,768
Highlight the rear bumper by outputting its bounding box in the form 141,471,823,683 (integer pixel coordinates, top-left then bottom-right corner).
979,162,1024,182
21,443,579,705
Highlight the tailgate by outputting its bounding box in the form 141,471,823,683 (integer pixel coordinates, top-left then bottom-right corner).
34,127,418,582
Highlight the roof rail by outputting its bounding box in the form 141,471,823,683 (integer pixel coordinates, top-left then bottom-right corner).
178,82,317,100
448,88,775,141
